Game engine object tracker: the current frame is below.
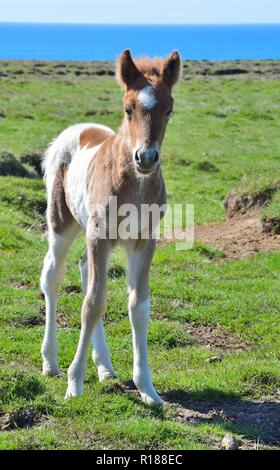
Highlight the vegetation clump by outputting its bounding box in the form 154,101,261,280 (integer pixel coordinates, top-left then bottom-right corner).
0,153,35,178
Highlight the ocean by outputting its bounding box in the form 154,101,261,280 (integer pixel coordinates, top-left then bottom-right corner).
0,23,279,61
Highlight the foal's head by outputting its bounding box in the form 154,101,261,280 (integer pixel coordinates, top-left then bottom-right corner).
117,49,181,175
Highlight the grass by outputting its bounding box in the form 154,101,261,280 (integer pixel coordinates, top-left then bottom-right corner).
0,61,280,450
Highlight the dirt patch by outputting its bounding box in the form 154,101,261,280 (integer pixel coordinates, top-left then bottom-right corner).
0,408,42,431
69,428,114,450
164,391,280,447
10,279,32,290
262,216,280,235
184,324,250,352
108,264,126,279
195,209,280,260
103,382,130,395
224,189,278,218
11,309,45,327
160,178,280,259
196,160,219,172
12,306,67,328
63,285,81,294
166,208,280,260
57,313,68,327
194,187,280,259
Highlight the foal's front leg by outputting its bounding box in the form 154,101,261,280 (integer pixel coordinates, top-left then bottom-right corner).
126,239,163,406
66,238,110,398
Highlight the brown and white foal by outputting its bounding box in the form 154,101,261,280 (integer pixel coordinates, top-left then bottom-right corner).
41,49,181,406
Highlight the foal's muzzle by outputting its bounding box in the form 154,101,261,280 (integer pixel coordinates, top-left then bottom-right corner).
134,148,159,174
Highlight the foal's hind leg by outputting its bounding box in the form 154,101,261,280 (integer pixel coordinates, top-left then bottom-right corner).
41,223,79,376
79,251,116,382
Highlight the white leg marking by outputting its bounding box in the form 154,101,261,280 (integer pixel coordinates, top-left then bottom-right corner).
79,252,116,382
65,322,93,398
129,292,162,406
41,224,79,376
92,321,116,382
126,241,163,406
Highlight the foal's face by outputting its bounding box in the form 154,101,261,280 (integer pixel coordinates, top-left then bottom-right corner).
118,50,181,175
123,82,173,175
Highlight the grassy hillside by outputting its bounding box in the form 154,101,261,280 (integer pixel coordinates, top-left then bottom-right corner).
0,61,280,450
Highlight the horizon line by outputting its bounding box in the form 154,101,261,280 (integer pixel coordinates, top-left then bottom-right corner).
1,21,280,26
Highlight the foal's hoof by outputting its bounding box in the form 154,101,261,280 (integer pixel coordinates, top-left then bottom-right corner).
42,362,60,377
140,391,165,407
98,368,117,383
65,382,83,399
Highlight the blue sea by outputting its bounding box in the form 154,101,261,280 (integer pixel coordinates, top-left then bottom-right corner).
0,23,279,61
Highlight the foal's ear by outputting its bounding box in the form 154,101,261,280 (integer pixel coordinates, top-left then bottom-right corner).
161,51,181,88
117,49,141,89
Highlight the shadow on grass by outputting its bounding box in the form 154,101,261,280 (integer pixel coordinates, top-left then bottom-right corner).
86,374,280,446
163,388,280,445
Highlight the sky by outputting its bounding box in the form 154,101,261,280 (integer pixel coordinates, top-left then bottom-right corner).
0,0,280,24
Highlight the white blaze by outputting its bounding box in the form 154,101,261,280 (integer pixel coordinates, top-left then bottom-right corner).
138,86,157,110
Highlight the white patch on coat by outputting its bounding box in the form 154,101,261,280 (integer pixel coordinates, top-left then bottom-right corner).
43,123,115,229
66,145,100,229
138,86,157,110
43,123,114,194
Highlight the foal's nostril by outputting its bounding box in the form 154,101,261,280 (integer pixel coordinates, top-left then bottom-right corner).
153,151,159,163
135,150,141,163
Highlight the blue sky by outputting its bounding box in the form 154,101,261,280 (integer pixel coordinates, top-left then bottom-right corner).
1,0,280,24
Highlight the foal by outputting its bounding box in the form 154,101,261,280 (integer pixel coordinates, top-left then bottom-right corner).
41,49,181,406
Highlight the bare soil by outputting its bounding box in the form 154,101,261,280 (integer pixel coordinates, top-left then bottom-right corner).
184,324,251,352
163,391,280,447
195,209,280,260
167,208,280,260
224,188,276,218
0,408,42,431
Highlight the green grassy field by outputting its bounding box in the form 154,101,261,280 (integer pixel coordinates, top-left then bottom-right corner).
0,61,280,450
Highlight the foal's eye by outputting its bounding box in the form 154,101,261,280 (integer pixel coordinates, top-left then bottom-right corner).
166,109,173,118
125,107,133,117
